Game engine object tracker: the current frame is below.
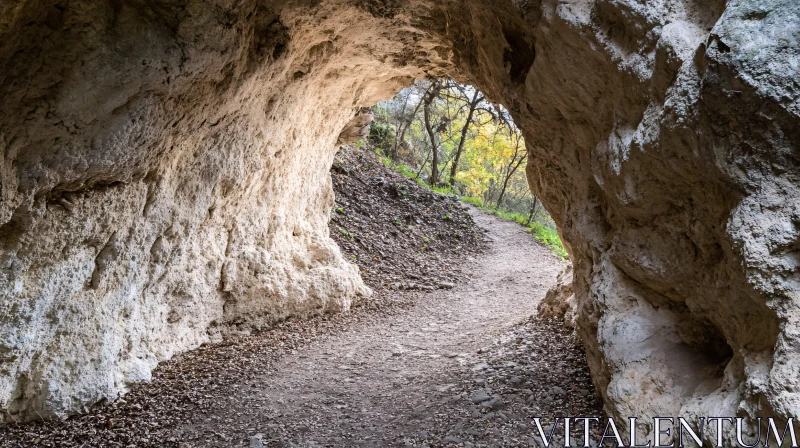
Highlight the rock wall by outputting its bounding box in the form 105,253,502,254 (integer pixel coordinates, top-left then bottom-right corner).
0,0,431,421
1,0,798,440
514,0,800,442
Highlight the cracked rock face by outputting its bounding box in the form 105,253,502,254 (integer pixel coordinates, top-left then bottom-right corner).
1,0,798,439
520,0,800,442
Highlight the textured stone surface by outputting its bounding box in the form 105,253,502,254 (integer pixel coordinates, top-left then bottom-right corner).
538,264,576,328
1,0,798,441
518,0,800,443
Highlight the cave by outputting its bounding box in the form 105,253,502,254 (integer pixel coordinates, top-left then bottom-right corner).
1,0,798,444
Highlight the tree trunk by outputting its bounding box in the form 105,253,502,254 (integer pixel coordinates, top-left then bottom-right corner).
423,81,441,185
390,93,411,161
526,196,539,225
392,86,428,161
449,90,482,186
496,175,511,209
496,144,527,208
414,148,431,181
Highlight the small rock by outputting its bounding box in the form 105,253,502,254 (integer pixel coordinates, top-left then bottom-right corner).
480,396,502,409
250,434,265,448
550,386,566,396
470,390,491,404
440,394,462,405
443,435,463,444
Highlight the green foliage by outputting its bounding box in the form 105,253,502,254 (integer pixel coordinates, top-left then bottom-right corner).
379,154,413,177
371,80,534,215
431,184,456,196
395,165,421,182
460,196,484,208
368,122,396,153
528,222,568,259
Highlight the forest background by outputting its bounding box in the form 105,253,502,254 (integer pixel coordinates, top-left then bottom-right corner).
360,80,567,258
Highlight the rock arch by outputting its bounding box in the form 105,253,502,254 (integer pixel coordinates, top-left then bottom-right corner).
1,0,798,440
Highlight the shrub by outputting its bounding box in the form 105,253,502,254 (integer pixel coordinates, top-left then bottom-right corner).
368,123,396,153
528,222,568,259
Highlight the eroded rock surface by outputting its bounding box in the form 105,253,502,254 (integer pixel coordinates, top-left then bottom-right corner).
1,0,798,442
538,264,576,329
519,1,800,443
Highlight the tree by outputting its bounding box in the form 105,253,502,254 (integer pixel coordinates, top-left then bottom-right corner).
445,83,487,187
389,82,430,161
422,80,443,185
495,129,527,208
526,196,540,225
370,80,543,219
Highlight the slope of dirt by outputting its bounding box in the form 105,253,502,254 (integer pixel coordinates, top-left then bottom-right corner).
330,146,487,292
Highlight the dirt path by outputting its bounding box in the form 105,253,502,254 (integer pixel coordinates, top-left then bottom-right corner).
172,208,600,447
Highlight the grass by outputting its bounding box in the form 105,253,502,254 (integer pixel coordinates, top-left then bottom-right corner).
377,154,428,186
376,153,458,195
431,184,457,196
461,196,484,208
528,222,567,259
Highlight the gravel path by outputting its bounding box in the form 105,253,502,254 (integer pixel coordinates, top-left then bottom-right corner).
172,208,600,447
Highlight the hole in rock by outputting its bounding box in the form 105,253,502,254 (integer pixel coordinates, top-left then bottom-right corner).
332,78,566,287
677,314,734,370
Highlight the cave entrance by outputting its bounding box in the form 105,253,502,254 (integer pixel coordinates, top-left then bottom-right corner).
328,77,567,290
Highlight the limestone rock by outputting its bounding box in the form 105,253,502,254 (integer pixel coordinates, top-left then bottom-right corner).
336,112,375,145
537,264,576,329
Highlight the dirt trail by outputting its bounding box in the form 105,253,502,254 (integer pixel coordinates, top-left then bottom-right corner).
173,208,599,447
